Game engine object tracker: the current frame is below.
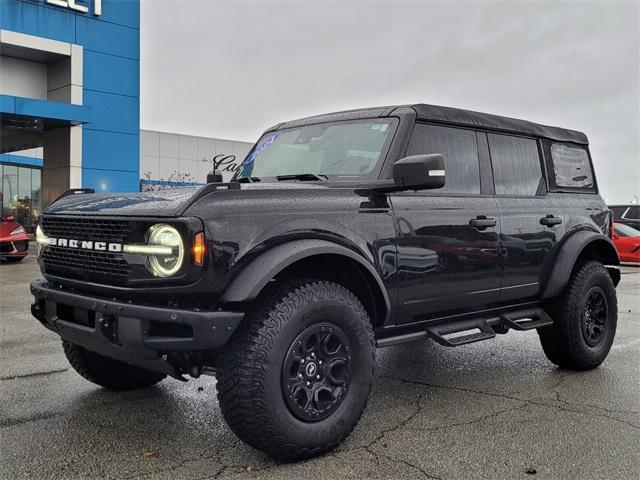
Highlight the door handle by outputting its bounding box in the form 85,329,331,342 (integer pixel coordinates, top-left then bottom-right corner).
540,215,562,226
469,216,497,230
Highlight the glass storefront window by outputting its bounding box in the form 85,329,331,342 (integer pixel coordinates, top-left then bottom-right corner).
18,167,32,228
2,165,19,219
31,169,42,227
1,164,42,232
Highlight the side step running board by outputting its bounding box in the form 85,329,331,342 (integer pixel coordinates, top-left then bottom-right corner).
499,308,553,331
426,319,496,347
376,307,554,348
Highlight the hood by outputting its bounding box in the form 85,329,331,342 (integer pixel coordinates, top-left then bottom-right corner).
43,183,328,217
0,220,24,237
44,188,201,217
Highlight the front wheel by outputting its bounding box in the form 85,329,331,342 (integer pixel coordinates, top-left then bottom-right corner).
538,261,617,370
216,279,375,461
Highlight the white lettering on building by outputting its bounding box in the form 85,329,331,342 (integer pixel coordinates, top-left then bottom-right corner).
46,0,101,16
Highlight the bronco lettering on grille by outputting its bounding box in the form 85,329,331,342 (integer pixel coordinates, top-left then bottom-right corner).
48,237,123,253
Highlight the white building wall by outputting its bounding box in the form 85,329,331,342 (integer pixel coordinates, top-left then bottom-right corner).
140,130,252,183
0,55,48,99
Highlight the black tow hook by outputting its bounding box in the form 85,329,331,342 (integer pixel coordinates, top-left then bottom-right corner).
98,316,118,343
31,302,45,323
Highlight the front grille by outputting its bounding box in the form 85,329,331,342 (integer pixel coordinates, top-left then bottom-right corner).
41,217,132,243
0,242,14,253
13,240,28,252
42,246,132,284
41,216,133,285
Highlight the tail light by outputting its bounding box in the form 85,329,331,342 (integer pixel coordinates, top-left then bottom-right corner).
608,209,614,239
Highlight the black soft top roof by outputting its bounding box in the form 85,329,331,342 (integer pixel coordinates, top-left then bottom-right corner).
411,104,588,145
272,104,588,145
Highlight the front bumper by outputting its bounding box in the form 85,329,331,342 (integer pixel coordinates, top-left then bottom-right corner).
0,238,28,257
30,279,243,376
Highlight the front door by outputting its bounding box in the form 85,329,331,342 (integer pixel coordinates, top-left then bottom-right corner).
392,194,501,322
391,123,501,323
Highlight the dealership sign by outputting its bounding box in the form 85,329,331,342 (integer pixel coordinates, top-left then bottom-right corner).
46,0,102,16
212,154,241,174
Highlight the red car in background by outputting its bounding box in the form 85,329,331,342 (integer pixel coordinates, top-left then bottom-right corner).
612,222,640,263
0,214,29,262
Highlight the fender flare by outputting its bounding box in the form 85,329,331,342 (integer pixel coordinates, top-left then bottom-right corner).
542,230,620,299
220,239,390,320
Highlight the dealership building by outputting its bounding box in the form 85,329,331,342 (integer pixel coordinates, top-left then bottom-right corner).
0,0,251,231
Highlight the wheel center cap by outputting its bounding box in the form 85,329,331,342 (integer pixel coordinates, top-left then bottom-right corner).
305,361,317,377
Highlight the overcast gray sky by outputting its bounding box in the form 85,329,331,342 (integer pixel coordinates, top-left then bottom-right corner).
140,0,639,203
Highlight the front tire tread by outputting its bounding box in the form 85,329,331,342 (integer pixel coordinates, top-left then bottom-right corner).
216,279,375,461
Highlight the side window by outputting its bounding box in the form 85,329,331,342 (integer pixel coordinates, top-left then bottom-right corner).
488,134,542,196
624,206,640,220
610,206,628,219
549,143,594,190
406,124,480,194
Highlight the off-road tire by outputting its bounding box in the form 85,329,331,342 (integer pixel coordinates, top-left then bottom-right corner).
62,341,166,390
216,279,375,461
538,261,617,370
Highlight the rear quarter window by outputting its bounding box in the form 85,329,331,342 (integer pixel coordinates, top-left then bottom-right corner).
547,143,595,192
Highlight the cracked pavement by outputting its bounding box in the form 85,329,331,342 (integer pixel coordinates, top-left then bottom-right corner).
1,252,638,479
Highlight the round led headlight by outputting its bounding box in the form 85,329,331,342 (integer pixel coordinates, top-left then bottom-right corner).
145,224,184,277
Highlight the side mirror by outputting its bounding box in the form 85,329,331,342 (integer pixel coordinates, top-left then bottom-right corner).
3,214,15,222
391,154,445,192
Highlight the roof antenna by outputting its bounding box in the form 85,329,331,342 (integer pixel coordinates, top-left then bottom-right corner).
207,157,223,183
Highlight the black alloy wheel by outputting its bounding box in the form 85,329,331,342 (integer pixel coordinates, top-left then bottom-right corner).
582,286,608,347
282,322,353,422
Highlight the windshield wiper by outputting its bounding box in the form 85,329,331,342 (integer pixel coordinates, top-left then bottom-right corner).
276,173,328,182
236,176,261,183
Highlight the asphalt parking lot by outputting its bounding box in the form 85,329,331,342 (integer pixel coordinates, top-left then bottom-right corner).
1,251,638,480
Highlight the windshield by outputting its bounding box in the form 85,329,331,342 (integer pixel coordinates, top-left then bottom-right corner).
235,118,397,181
615,223,640,237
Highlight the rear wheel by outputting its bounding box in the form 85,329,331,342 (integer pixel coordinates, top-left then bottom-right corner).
216,279,375,461
63,341,166,390
538,261,617,370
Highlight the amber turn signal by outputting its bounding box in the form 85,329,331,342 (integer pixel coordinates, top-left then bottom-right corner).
193,232,205,266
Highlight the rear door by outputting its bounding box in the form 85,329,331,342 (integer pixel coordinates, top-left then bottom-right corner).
391,124,501,322
488,133,563,302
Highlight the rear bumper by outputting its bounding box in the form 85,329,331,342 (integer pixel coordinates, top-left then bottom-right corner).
30,279,243,376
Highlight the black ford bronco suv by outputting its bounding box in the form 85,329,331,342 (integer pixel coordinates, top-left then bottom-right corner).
31,104,620,460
